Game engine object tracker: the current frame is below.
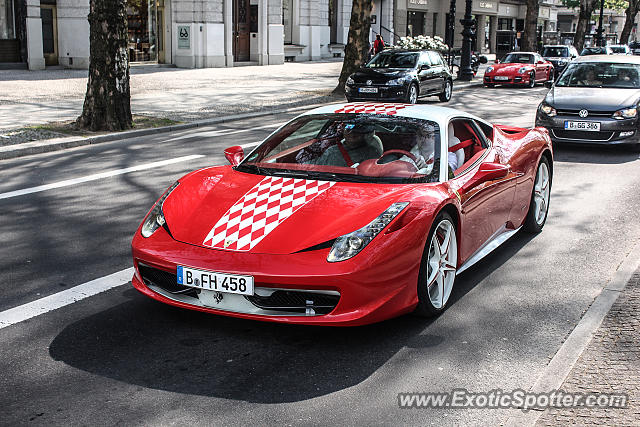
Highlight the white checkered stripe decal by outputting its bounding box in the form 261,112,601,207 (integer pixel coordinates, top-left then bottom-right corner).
334,103,410,115
203,176,335,251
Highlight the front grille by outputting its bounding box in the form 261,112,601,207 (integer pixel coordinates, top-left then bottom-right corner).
555,109,613,117
552,129,614,141
138,263,198,297
246,290,340,315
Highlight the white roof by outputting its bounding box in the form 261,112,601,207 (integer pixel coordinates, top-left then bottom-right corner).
301,102,484,125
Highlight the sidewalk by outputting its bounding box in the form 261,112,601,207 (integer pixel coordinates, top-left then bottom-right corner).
536,269,640,425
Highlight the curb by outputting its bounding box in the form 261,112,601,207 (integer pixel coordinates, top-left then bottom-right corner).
504,237,640,426
0,81,484,161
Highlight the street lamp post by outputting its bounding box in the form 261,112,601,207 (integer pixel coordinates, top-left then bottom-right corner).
459,0,475,81
447,0,456,70
596,0,605,46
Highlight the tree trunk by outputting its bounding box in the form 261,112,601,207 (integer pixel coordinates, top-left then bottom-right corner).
332,0,373,95
520,0,539,52
620,1,639,45
574,0,597,52
77,0,132,131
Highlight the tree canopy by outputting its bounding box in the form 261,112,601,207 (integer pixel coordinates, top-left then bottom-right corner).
562,0,628,11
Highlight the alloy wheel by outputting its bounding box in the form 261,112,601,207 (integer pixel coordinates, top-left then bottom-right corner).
426,219,457,309
408,84,418,104
533,161,550,225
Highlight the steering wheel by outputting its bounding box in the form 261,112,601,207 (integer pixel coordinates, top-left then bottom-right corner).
378,149,419,165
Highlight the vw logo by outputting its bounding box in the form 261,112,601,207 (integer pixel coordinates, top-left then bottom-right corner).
366,80,373,86
579,109,589,118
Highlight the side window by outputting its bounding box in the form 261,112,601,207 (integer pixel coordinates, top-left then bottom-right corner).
428,51,443,66
419,53,432,67
473,120,492,146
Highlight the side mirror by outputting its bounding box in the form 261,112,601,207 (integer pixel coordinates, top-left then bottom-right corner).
461,162,510,193
224,145,244,166
420,64,431,71
537,60,545,64
494,59,500,64
544,80,554,88
478,55,488,64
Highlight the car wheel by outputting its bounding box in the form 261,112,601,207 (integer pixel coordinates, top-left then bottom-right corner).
438,80,452,102
346,95,353,102
406,83,418,104
523,156,551,233
528,71,536,88
415,212,458,317
547,68,554,82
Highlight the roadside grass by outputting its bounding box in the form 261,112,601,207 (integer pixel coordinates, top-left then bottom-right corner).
0,115,182,146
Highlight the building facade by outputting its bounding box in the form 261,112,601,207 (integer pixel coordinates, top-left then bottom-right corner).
0,0,356,70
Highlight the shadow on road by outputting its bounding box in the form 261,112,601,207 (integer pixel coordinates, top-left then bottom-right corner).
552,142,639,164
49,231,537,404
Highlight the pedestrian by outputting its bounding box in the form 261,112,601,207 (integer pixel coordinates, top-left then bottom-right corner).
372,34,385,55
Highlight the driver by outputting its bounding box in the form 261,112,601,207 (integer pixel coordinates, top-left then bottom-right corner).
315,123,383,167
578,68,603,86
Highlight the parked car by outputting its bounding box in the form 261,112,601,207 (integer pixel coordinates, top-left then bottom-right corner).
483,52,554,87
581,46,614,55
345,49,453,103
609,44,632,55
542,45,579,78
629,41,640,55
536,55,640,151
131,103,553,325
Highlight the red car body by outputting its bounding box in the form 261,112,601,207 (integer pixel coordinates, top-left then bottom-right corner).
484,51,554,87
131,104,553,326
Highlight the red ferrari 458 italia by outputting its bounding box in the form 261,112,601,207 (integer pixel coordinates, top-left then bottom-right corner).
484,52,554,88
131,103,553,326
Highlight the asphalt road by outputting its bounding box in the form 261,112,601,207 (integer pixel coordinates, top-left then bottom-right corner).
2,85,640,426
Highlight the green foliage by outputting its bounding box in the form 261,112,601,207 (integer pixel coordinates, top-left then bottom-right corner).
561,0,628,10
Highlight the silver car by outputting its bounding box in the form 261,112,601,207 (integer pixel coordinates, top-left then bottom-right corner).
535,55,640,150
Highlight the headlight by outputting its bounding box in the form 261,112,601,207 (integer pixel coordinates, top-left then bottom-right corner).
486,66,494,73
613,107,637,120
539,102,556,117
327,202,408,262
141,182,179,238
518,67,528,74
346,76,355,85
386,78,406,86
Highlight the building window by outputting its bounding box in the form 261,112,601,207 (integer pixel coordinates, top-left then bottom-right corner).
0,0,16,39
127,0,158,62
283,0,293,44
432,12,437,37
498,18,512,31
407,11,426,37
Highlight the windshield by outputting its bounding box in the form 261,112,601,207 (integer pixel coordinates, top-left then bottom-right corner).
237,114,441,184
543,47,569,57
581,47,607,55
503,53,534,64
555,62,640,88
366,52,419,69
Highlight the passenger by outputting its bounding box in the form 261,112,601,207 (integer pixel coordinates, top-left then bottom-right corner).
448,123,464,172
315,123,383,167
578,68,603,86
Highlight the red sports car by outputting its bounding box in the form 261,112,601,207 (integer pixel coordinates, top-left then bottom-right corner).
484,52,554,87
131,103,553,326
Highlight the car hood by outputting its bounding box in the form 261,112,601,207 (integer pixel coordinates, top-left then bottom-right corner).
490,64,532,74
546,87,640,110
161,166,425,255
351,68,413,83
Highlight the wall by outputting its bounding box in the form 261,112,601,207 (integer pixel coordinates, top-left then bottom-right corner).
56,0,89,68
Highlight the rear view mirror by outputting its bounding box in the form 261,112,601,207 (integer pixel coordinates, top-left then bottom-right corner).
224,145,245,166
461,162,510,193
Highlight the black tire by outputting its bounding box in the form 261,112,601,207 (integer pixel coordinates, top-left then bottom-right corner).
523,156,551,233
414,212,457,317
547,68,554,82
406,83,419,104
346,95,353,102
528,71,536,88
438,79,452,102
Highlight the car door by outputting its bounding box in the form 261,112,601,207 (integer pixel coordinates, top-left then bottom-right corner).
445,118,518,262
428,51,447,93
417,52,437,95
534,54,547,80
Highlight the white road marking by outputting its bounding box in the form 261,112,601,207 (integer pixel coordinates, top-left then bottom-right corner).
0,155,204,200
0,268,134,329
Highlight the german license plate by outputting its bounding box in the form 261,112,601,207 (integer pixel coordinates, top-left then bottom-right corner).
359,87,378,93
494,76,509,81
564,121,600,131
177,265,254,296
